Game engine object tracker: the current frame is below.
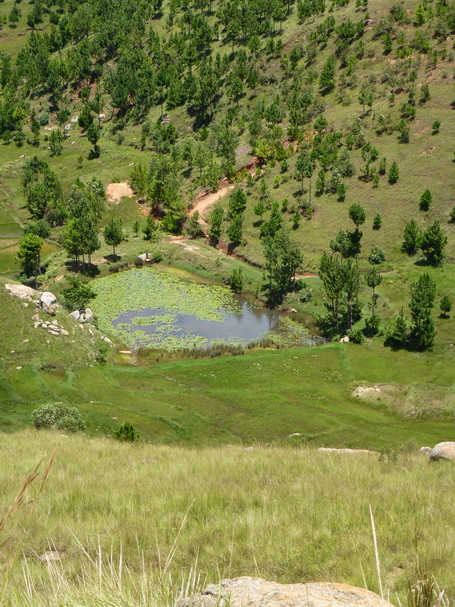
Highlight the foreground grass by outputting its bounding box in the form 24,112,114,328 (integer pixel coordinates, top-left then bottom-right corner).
1,431,455,606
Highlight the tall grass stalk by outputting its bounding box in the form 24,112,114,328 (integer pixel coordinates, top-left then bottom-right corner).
0,448,56,606
370,504,383,600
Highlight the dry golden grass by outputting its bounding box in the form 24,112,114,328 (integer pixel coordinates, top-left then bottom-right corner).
1,430,455,606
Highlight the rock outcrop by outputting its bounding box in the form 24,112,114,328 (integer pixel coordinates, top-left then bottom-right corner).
428,442,455,461
178,577,394,607
5,284,36,300
40,292,58,315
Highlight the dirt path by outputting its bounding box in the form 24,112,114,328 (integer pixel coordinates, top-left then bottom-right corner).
189,184,235,220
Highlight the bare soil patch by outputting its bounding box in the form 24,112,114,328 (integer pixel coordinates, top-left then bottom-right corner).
190,184,235,220
106,182,134,203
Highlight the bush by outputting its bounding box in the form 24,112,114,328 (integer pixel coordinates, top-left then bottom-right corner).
114,422,139,442
32,403,86,433
369,246,386,264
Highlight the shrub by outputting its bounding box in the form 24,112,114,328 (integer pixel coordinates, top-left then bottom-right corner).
32,403,86,433
369,246,386,264
114,422,139,442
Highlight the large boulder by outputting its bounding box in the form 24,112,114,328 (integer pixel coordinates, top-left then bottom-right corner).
40,292,58,315
178,577,393,607
69,308,93,323
428,442,455,461
5,284,36,301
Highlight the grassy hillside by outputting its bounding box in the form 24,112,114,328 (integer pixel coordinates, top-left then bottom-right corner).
2,278,455,448
1,430,455,606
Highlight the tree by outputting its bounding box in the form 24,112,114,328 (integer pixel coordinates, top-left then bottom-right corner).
386,308,408,347
440,295,452,318
388,160,399,183
103,218,123,256
318,253,345,332
348,203,366,227
24,219,51,239
420,221,447,265
419,189,432,211
373,213,382,230
17,233,43,277
208,207,223,245
143,214,159,241
295,152,315,200
49,129,63,156
319,56,336,91
263,231,303,305
365,267,382,316
253,199,267,223
402,220,421,255
87,123,100,158
61,276,97,311
409,272,436,350
228,212,244,244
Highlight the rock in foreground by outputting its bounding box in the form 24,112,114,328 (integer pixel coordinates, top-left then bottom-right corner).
179,577,394,607
429,442,455,461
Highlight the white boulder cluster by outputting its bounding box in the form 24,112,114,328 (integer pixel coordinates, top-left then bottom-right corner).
69,308,94,323
420,441,455,461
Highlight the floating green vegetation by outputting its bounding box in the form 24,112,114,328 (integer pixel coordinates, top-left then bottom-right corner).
91,268,240,350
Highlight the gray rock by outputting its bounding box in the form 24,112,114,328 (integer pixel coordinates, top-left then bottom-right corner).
48,330,60,336
69,310,80,321
61,329,69,336
102,336,113,345
178,577,393,607
40,292,57,315
340,335,350,343
85,308,93,322
5,284,36,301
419,447,432,456
429,442,455,461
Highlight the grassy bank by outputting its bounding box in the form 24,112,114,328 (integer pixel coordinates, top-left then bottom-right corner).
1,431,455,606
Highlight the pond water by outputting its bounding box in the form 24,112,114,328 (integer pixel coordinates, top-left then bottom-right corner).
91,268,322,351
113,296,283,348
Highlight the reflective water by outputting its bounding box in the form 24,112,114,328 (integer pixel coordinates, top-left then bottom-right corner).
113,296,284,347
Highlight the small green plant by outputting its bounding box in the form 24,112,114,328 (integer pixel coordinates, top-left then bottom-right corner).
229,267,243,293
379,444,398,465
32,403,86,433
96,339,108,364
432,120,440,133
373,213,382,230
114,422,139,442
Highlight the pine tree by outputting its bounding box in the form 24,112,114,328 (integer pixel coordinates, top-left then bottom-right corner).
388,160,399,183
419,189,432,211
401,220,421,255
103,218,123,256
420,221,447,265
409,273,436,350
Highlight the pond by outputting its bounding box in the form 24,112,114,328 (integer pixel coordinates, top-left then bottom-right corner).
91,268,315,351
